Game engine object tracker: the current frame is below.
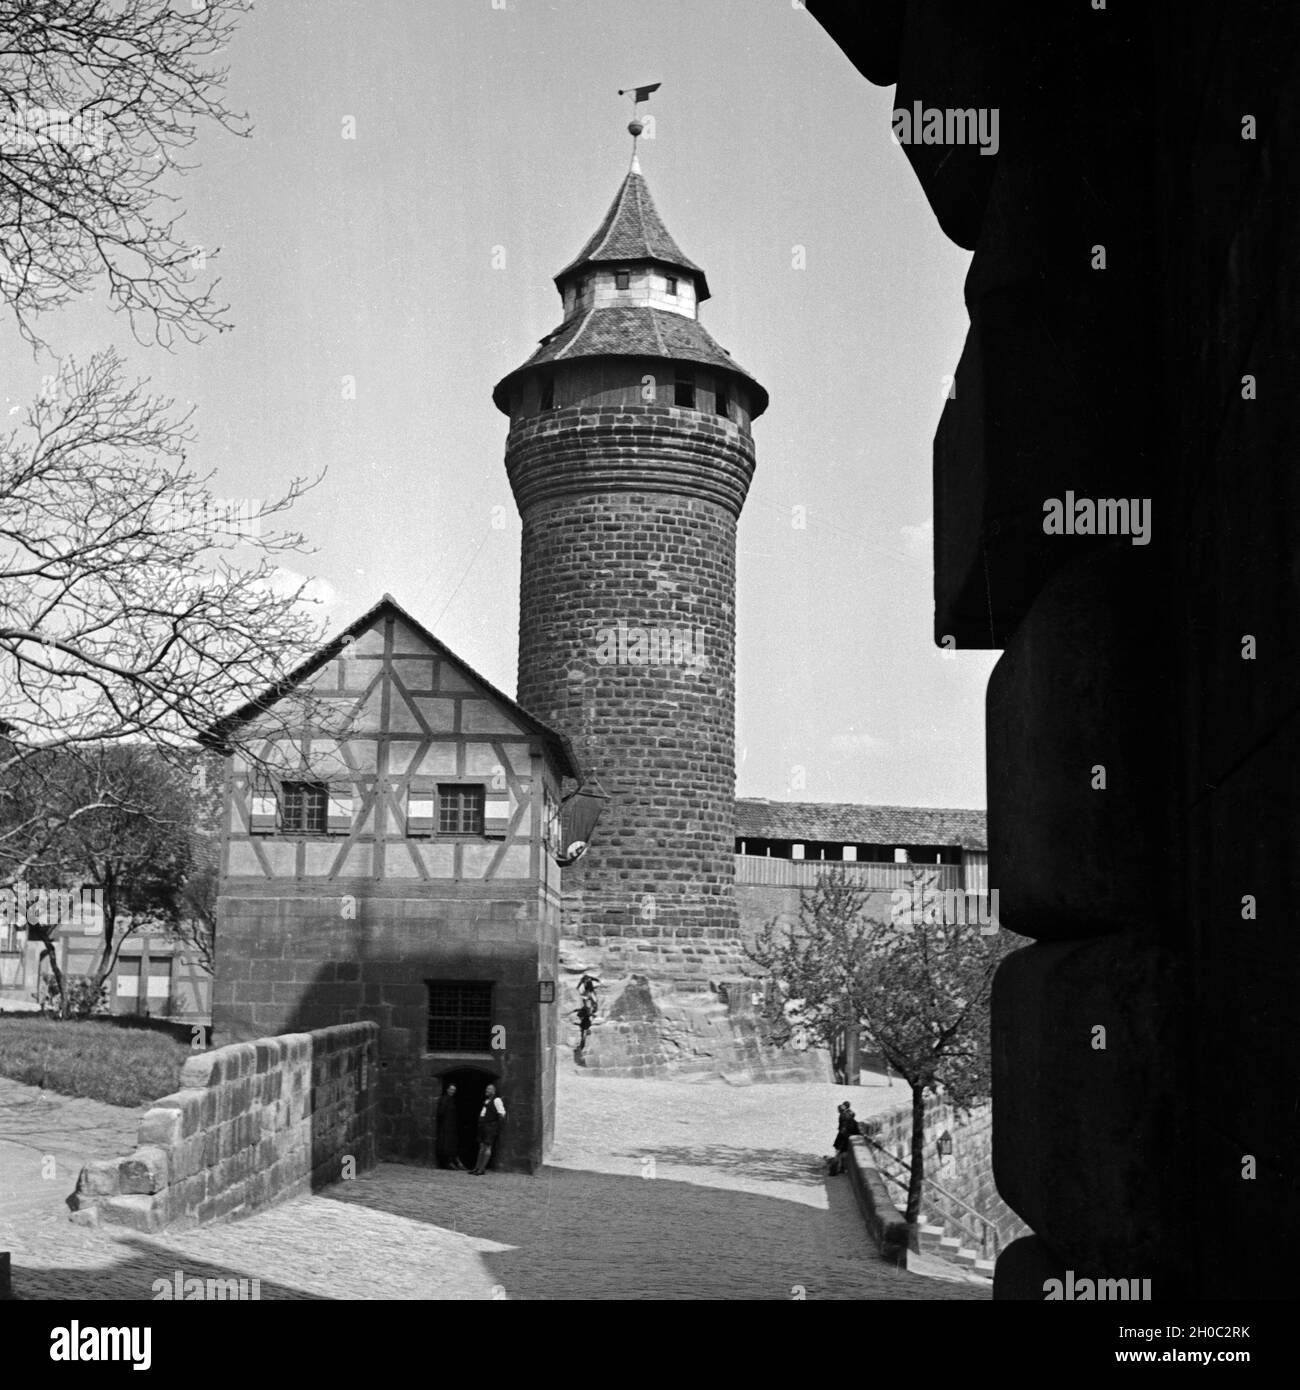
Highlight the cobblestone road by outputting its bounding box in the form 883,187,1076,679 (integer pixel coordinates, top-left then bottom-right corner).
1,1066,989,1301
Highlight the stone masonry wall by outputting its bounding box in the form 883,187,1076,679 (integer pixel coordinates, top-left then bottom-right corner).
70,1022,378,1233
861,1097,1030,1252
510,403,754,973
214,893,553,1172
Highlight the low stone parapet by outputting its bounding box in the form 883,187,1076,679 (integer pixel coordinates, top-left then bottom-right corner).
843,1135,912,1266
70,1021,378,1234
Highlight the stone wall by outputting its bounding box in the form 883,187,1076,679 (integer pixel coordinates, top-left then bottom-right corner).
509,401,755,961
214,892,556,1172
70,1021,378,1233
809,0,1300,1299
860,1096,1029,1252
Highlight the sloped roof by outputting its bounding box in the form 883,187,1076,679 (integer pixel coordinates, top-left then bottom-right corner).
734,798,988,851
201,595,580,780
492,305,768,415
555,169,709,300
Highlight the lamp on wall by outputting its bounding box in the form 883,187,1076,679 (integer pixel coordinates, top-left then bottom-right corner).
937,1129,953,1159
538,980,556,1004
554,777,611,866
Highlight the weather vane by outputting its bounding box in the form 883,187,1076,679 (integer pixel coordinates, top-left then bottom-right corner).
618,81,661,150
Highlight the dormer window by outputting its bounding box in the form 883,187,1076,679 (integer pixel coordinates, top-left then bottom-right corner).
614,269,630,290
665,275,678,295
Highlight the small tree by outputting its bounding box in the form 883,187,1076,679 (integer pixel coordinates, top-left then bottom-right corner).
747,865,1010,1224
20,744,199,1017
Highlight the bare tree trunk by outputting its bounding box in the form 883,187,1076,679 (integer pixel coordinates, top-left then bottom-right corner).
906,1083,927,1224
35,934,68,1019
845,1024,860,1085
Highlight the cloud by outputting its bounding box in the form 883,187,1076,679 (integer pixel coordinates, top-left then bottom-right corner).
262,567,339,616
829,731,891,757
899,517,933,561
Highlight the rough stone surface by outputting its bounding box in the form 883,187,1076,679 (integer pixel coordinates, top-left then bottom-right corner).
69,1022,377,1234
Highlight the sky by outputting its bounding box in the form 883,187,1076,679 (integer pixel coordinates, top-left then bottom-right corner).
2,0,996,809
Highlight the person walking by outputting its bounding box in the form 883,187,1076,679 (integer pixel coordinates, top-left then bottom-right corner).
577,972,600,1015
435,1081,465,1170
470,1084,505,1175
571,1001,593,1053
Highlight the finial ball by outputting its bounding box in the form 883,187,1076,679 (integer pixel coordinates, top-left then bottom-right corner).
628,119,644,137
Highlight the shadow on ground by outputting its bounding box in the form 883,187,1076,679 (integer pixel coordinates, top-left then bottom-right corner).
605,1142,827,1187
7,1236,325,1301
320,1161,971,1300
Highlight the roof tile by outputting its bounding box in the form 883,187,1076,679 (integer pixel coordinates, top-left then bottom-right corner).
734,798,988,851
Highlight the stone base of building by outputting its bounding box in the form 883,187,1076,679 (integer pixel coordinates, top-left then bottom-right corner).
558,939,829,1083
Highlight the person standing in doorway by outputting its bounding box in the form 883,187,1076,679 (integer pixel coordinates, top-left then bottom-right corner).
435,1081,464,1170
470,1084,505,1175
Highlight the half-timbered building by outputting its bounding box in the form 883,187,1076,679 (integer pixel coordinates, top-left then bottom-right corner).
207,595,578,1172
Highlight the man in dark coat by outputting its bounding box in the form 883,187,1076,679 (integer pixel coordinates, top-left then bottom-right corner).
435,1081,465,1169
830,1101,858,1175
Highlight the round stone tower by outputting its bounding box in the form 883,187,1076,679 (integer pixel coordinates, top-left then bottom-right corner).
494,151,768,984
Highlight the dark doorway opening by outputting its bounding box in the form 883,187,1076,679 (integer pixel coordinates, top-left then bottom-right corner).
440,1066,497,1169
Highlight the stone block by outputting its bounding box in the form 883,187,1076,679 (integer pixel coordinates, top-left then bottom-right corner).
138,1107,183,1148
98,1194,163,1234
986,551,1174,940
992,937,1192,1288
180,1051,223,1089
76,1159,121,1198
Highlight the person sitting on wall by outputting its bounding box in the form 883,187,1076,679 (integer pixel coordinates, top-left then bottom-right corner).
829,1100,858,1176
436,1081,465,1170
470,1085,506,1175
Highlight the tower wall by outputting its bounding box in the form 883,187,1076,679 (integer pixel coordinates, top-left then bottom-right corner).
509,399,753,984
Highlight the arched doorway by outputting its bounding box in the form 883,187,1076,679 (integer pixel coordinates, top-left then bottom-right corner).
439,1065,498,1169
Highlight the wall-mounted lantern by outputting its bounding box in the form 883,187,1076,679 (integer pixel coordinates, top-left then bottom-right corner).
937,1129,954,1159
554,777,611,867
538,980,556,1004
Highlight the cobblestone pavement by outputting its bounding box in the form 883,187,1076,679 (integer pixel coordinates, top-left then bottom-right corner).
1,1065,989,1301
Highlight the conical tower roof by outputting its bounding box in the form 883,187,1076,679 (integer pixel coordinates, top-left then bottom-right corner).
493,158,767,418
554,165,710,301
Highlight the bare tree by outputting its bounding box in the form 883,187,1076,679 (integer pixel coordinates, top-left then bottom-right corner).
0,0,252,348
747,866,1009,1224
0,348,325,885
12,743,192,1015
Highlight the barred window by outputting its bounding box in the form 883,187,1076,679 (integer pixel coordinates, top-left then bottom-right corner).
426,981,493,1052
281,781,328,834
438,784,484,836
